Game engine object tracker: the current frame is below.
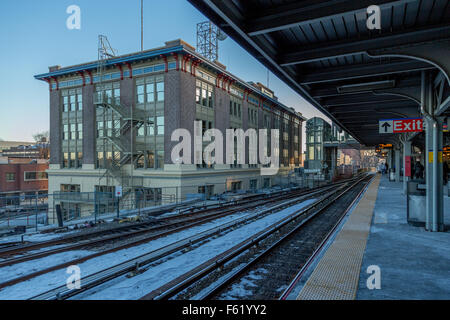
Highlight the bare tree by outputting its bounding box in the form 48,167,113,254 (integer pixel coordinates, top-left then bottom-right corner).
33,131,49,143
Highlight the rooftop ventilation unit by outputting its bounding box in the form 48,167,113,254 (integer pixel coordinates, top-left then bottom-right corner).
337,80,396,94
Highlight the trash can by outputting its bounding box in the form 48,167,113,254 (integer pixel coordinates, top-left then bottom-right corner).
406,180,426,227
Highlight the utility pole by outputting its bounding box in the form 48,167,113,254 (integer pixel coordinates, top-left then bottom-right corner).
141,0,144,51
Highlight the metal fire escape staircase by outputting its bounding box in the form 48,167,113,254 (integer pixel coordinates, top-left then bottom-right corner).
94,92,151,191
95,35,152,200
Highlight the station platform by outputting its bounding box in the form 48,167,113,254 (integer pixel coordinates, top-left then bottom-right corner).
296,174,450,300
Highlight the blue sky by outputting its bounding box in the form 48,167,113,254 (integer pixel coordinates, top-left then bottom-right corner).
0,0,326,142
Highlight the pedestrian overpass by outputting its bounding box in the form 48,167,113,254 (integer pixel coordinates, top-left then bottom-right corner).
189,0,450,231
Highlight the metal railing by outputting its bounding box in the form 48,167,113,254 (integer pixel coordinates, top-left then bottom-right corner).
0,173,358,232
0,194,49,231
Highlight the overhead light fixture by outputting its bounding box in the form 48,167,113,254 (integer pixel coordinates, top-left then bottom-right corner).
337,80,396,94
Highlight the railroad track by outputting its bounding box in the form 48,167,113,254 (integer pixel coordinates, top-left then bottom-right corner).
24,184,341,300
0,241,26,250
0,184,323,259
138,174,373,300
0,179,358,268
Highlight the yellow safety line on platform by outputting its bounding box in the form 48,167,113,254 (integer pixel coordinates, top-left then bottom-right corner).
297,174,381,300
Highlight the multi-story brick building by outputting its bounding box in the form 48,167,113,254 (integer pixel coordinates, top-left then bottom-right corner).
35,39,305,221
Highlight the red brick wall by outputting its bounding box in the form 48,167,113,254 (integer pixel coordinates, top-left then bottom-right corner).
0,163,48,194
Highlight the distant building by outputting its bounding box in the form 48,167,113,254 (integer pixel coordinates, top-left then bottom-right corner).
1,143,50,159
0,141,34,153
305,117,332,171
0,159,49,198
35,39,305,222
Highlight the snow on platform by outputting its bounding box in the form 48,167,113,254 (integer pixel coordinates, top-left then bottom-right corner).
357,175,450,299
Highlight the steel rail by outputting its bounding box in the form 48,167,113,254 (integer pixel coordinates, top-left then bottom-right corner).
278,175,375,300
0,181,337,257
196,175,373,300
27,186,336,300
2,184,337,292
0,183,339,268
140,175,369,300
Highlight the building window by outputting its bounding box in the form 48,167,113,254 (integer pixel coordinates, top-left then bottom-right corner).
62,88,83,168
70,124,76,140
137,84,145,104
156,81,164,102
250,179,257,190
61,184,80,193
196,80,214,108
147,122,155,136
147,151,154,168
63,124,69,140
156,150,164,169
137,79,164,104
70,95,76,111
24,171,48,181
147,83,155,102
96,151,103,168
77,94,83,111
196,87,201,104
63,96,69,112
69,152,76,168
63,152,69,168
78,123,83,140
156,116,164,135
198,185,214,199
248,107,258,126
5,173,15,182
230,181,242,192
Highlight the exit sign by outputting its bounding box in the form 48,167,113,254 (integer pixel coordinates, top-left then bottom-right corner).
379,118,423,134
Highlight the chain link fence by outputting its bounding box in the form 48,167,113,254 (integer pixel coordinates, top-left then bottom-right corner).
1,170,363,233
0,193,48,232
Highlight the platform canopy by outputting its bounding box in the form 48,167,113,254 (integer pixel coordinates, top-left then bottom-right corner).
188,0,450,146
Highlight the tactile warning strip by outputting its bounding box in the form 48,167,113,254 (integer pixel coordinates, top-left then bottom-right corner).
297,174,381,300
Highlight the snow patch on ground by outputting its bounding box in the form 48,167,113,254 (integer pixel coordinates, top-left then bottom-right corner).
0,209,252,299
74,199,316,300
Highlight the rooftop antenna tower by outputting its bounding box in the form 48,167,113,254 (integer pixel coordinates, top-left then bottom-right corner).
196,21,227,62
140,0,144,51
97,35,116,83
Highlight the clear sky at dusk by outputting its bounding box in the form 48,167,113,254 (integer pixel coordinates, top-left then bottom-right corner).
0,0,327,144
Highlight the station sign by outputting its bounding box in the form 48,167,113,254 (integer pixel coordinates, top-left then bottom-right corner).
115,186,123,198
379,118,423,134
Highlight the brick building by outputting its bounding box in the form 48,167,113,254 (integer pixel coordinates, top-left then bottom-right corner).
0,159,48,198
35,39,305,221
